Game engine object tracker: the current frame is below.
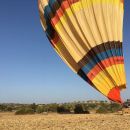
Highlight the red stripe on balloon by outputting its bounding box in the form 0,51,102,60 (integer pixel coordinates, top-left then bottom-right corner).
51,0,124,26
51,33,60,44
107,87,123,104
51,0,79,26
87,56,124,80
50,33,60,46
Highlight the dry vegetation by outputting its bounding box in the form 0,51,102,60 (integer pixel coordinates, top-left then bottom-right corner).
0,112,130,130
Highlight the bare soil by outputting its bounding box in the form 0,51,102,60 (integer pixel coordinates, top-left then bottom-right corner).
0,112,130,130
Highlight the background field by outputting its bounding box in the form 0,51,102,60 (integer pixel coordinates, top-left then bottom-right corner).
0,113,130,130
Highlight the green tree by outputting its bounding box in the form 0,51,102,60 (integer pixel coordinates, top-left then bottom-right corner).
109,103,122,112
6,106,13,112
57,105,70,114
96,106,108,114
0,105,7,111
48,104,58,112
30,103,37,112
15,107,34,115
36,105,44,113
74,104,89,114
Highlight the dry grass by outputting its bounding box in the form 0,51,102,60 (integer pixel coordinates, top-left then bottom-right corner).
0,112,130,130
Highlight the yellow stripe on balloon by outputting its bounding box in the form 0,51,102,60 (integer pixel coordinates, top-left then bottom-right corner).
53,12,87,62
54,41,81,72
71,0,123,11
53,0,124,62
92,64,126,96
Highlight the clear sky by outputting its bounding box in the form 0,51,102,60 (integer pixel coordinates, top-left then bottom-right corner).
0,0,129,104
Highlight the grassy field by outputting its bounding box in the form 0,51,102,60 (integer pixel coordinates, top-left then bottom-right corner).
0,112,130,130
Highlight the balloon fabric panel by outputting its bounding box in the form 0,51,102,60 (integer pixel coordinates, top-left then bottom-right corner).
38,0,126,103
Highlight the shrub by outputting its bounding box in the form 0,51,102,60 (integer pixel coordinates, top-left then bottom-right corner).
6,107,13,112
30,103,37,112
87,103,97,110
36,106,42,114
15,107,34,115
74,104,89,114
109,103,122,112
0,105,7,111
57,106,70,114
47,104,58,112
96,106,108,114
36,105,50,113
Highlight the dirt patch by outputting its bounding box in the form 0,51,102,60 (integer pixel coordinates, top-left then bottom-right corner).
0,113,130,130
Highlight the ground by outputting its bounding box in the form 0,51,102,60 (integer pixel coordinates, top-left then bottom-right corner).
0,113,130,130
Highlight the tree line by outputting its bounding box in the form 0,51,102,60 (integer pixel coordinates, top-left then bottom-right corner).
0,101,122,115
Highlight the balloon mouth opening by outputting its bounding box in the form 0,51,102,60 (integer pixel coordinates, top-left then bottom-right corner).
107,87,123,104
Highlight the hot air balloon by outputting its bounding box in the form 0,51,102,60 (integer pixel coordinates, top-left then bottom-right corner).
38,0,126,103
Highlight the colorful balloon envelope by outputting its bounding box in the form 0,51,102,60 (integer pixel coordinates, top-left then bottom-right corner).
38,0,126,103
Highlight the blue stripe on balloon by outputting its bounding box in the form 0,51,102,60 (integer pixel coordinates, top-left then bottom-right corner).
82,48,122,74
44,6,55,38
48,0,56,8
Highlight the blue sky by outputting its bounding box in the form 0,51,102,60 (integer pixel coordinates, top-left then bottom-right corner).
0,1,129,103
